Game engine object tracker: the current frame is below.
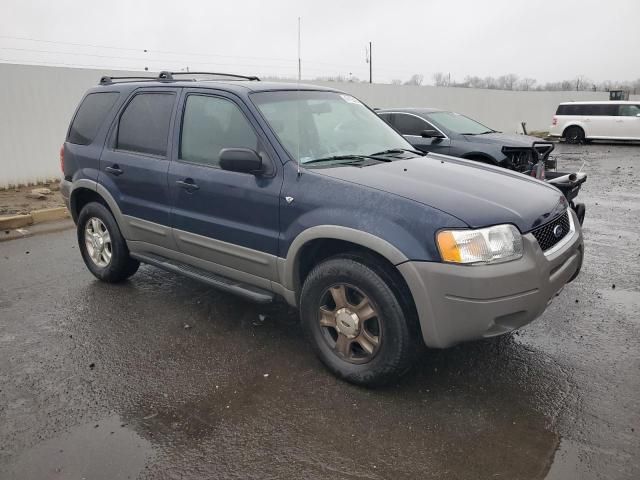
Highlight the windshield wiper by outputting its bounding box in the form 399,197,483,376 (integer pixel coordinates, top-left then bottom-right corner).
461,130,494,135
369,148,426,157
304,154,392,165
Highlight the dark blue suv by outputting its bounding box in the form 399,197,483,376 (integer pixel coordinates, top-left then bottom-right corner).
60,71,583,386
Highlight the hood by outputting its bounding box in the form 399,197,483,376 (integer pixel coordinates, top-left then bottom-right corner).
315,154,567,233
462,132,545,147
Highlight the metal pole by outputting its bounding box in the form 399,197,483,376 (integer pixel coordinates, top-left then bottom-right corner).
369,41,372,84
298,17,301,81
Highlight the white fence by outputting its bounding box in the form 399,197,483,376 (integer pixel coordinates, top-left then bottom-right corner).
1,62,637,188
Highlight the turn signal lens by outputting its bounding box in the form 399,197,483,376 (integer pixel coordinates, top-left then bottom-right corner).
437,224,523,265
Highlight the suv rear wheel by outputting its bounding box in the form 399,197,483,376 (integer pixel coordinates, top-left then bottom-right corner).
300,255,416,386
77,202,139,282
564,126,585,144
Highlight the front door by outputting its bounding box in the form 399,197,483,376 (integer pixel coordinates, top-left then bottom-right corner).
99,88,179,249
617,104,640,139
168,90,282,283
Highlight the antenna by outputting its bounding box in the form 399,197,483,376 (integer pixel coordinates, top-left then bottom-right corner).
297,17,302,82
296,16,301,176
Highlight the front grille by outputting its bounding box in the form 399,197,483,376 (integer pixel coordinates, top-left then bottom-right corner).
503,148,535,170
531,212,570,251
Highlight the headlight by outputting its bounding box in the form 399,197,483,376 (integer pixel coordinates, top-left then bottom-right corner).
436,224,523,265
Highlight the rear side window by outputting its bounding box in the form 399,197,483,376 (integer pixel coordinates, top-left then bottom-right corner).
556,104,618,116
117,93,175,156
68,92,119,145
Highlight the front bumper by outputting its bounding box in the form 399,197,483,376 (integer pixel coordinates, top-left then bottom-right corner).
398,209,583,348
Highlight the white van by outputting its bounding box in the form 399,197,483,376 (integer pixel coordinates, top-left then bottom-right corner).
549,101,640,143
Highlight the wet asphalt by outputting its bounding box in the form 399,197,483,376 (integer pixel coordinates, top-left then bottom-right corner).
1,143,639,480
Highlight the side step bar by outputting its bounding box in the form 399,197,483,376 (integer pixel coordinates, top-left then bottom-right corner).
130,252,275,304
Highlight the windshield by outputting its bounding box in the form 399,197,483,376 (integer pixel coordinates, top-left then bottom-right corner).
251,90,413,164
427,111,493,135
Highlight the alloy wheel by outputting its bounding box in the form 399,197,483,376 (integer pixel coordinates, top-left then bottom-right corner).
84,217,112,268
318,283,382,364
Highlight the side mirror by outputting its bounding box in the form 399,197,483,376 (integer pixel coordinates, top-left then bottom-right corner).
421,129,444,138
219,148,263,174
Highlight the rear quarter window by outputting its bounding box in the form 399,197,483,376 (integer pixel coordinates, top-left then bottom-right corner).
68,92,120,145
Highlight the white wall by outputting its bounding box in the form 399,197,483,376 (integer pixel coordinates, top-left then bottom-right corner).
0,63,638,188
0,63,140,188
311,81,639,134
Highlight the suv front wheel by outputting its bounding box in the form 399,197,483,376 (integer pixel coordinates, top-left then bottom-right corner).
300,255,416,386
77,202,139,282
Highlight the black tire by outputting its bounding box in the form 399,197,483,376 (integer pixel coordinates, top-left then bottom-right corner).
573,202,586,225
300,255,417,386
77,202,139,283
563,126,585,144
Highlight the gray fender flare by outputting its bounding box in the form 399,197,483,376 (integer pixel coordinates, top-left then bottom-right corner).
279,225,409,292
69,179,130,238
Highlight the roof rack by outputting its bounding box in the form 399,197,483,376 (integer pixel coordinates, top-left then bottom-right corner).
99,70,260,85
158,71,260,81
99,75,157,85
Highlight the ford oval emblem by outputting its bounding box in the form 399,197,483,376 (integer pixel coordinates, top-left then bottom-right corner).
553,225,563,238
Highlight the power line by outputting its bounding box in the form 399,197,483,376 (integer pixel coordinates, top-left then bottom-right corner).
0,34,297,63
0,46,301,71
0,34,422,76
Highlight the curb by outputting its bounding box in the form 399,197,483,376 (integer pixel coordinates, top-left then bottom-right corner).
1,218,74,242
0,207,70,230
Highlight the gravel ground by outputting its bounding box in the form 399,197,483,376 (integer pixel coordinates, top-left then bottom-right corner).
0,181,65,216
0,143,638,480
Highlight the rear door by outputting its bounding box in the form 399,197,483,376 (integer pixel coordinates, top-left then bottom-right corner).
392,112,450,154
167,89,282,283
617,104,640,139
586,104,619,138
99,88,179,249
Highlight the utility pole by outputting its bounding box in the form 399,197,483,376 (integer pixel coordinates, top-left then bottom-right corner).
369,41,372,84
297,17,302,81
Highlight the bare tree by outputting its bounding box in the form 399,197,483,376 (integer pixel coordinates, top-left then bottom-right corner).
497,73,519,90
433,72,449,87
518,78,536,91
484,76,498,89
464,75,486,89
405,74,424,86
391,79,402,85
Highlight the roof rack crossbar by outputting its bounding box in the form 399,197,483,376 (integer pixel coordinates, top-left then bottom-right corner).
99,71,260,86
158,71,260,81
99,75,159,85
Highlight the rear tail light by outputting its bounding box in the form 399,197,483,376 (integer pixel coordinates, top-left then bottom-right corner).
552,117,558,126
59,144,65,173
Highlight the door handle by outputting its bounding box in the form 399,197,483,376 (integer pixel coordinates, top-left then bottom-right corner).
176,179,200,191
105,165,123,176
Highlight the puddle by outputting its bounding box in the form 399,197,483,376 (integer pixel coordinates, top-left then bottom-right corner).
1,415,153,480
545,437,581,480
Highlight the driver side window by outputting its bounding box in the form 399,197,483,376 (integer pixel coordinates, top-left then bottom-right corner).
180,95,258,168
394,113,432,136
619,104,640,117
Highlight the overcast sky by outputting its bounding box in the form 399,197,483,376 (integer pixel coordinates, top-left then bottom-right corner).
1,0,638,84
